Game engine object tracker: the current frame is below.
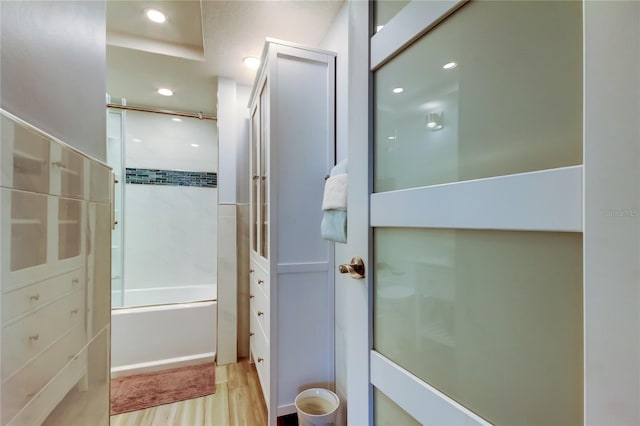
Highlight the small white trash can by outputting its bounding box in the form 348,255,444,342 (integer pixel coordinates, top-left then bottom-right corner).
295,388,340,426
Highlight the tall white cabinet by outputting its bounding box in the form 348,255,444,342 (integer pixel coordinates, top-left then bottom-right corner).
248,39,336,425
0,110,112,426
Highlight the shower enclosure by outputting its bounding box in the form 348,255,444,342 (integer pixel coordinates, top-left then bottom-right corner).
107,99,218,375
107,102,218,307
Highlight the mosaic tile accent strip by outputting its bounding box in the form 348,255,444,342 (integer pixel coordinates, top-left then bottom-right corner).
125,168,217,188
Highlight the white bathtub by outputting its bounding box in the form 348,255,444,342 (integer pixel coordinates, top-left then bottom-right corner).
112,283,216,307
111,297,217,378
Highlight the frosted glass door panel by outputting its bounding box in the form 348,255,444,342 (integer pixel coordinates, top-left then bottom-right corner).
374,0,410,33
373,228,583,425
374,388,420,426
10,190,47,271
374,0,582,192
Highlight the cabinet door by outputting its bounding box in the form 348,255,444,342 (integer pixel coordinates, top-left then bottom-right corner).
1,189,50,291
0,116,50,194
250,77,270,263
250,101,260,255
49,144,84,199
258,81,269,260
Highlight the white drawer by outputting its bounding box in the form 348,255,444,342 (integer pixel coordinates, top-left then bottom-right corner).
2,270,82,324
7,343,86,426
249,261,269,300
250,310,270,406
2,289,85,380
1,324,85,425
250,278,270,340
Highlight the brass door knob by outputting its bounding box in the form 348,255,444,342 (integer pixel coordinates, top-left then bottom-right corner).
339,257,365,279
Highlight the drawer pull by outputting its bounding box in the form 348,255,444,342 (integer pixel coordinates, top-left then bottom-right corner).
257,311,264,317
250,269,255,274
72,278,80,284
257,279,264,285
70,309,79,315
250,332,255,337
249,294,255,299
257,357,264,363
30,293,40,301
29,334,40,341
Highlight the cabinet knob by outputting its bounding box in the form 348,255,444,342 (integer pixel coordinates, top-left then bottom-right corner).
257,357,264,363
26,392,36,399
257,279,264,285
250,332,255,337
261,176,266,181
257,311,264,316
72,278,80,284
30,293,40,301
29,334,40,341
253,175,260,181
70,309,79,315
249,294,255,299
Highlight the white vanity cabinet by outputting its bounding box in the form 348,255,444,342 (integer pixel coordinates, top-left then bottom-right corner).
0,111,112,426
248,39,336,425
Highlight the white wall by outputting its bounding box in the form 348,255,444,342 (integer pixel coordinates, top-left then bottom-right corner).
0,0,107,161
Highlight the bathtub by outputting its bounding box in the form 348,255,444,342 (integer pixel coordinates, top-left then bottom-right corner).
111,290,217,378
112,283,216,307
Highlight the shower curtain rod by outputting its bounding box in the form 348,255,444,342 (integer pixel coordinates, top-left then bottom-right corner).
106,103,217,121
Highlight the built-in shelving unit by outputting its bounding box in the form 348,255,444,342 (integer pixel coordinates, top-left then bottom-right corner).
248,39,336,426
0,110,112,426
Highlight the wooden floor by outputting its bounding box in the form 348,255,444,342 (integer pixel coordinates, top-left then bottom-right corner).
110,358,270,426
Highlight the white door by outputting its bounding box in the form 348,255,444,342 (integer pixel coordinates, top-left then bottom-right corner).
350,1,586,424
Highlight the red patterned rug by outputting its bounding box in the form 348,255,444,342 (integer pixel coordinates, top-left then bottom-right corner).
110,363,216,415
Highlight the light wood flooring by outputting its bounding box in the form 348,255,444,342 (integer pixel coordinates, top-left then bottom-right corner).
110,358,272,426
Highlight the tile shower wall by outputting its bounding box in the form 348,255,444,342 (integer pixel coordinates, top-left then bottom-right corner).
122,111,218,305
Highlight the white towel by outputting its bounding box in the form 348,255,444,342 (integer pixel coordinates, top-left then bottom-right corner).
322,174,347,211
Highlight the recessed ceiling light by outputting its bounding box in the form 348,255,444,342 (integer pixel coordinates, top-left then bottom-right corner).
243,56,260,69
387,136,396,140
145,8,166,23
392,87,404,94
133,138,142,142
191,143,200,148
443,61,458,70
157,88,173,96
172,117,182,122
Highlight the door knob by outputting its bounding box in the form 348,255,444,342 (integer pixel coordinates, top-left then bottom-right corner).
339,257,365,279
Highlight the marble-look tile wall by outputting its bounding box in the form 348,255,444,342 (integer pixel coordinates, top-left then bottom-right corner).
124,185,217,293
217,204,237,365
236,203,250,358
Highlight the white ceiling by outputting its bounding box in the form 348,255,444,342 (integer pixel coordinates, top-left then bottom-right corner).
106,0,345,116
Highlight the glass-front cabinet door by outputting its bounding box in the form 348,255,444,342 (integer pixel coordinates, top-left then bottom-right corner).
370,1,583,424
250,78,269,262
